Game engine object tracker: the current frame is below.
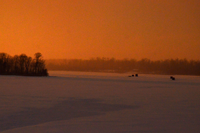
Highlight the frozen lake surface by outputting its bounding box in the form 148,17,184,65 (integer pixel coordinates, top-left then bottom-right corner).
0,71,200,133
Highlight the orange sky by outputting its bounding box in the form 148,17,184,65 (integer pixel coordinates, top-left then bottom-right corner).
1,0,200,60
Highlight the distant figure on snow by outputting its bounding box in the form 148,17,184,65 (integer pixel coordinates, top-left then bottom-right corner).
128,74,138,77
170,76,175,80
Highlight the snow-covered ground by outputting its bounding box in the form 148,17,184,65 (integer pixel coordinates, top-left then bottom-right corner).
0,71,200,133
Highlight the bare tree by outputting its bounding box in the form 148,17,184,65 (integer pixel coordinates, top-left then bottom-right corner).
0,52,48,76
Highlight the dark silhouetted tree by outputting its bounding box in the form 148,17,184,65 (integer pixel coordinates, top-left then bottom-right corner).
0,52,48,76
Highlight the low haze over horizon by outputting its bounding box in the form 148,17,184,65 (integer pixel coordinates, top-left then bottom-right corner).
1,0,200,60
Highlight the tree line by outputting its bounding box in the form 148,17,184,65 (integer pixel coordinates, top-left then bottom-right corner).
46,57,200,76
0,52,48,76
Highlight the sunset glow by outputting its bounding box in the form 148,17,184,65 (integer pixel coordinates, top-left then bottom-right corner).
1,0,200,60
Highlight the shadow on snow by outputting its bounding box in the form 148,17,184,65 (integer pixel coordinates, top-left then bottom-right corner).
0,98,139,132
